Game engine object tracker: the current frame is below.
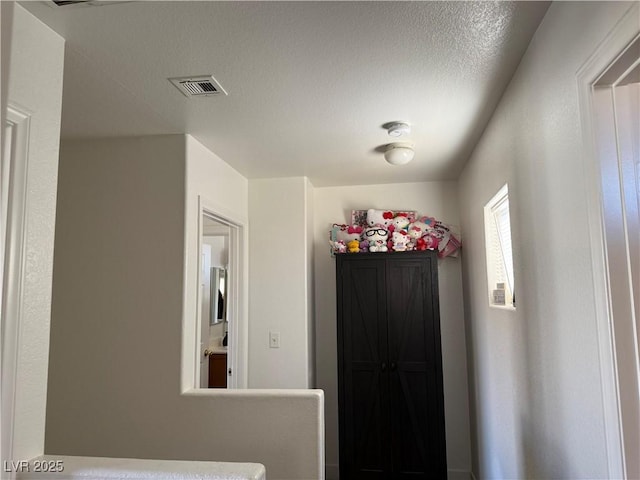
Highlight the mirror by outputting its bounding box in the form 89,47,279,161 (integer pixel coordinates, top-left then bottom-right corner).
210,267,226,325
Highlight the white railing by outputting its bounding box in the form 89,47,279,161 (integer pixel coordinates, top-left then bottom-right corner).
14,455,265,480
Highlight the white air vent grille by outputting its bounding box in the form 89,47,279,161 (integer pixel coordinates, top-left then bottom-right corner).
49,0,132,7
51,0,90,5
169,76,228,98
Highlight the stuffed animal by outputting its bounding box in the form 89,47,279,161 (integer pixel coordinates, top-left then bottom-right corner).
347,239,360,253
359,239,369,253
366,209,394,229
392,230,411,251
329,240,347,254
423,234,440,250
415,237,428,251
334,224,363,243
408,220,431,235
364,225,389,252
407,224,426,248
391,214,410,233
417,216,437,228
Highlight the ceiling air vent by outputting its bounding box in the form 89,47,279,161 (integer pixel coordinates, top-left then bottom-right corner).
169,76,228,98
48,0,132,7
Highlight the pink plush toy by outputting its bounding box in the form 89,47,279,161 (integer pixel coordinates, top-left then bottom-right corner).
330,240,347,254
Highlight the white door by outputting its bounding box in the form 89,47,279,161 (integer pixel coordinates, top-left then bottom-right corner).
199,243,212,388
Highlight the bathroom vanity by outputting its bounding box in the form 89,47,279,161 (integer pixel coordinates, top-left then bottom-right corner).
207,349,227,388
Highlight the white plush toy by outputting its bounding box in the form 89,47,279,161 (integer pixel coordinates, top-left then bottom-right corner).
366,209,394,228
334,224,363,243
392,230,411,251
408,220,431,234
365,225,389,252
391,214,411,232
407,222,428,250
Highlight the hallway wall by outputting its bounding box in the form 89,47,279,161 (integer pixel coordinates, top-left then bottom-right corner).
457,2,637,478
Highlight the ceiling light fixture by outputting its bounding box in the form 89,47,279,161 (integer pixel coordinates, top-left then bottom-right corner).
384,143,414,166
386,122,411,137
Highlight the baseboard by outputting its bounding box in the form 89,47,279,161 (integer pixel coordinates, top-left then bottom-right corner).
325,466,471,480
325,464,339,480
448,470,473,480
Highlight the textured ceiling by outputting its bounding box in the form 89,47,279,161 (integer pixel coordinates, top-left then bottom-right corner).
22,1,549,186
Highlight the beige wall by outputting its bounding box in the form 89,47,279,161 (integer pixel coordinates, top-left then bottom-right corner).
313,181,472,479
457,2,636,478
5,3,64,462
46,136,324,480
248,177,314,388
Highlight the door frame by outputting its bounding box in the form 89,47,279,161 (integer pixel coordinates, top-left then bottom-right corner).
1,104,31,480
577,4,639,478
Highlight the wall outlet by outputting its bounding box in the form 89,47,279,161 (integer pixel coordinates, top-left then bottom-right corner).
269,331,280,348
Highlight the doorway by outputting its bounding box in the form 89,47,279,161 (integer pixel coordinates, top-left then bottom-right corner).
585,30,639,478
199,214,230,388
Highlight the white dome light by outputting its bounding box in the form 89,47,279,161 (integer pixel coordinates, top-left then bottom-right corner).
384,143,414,165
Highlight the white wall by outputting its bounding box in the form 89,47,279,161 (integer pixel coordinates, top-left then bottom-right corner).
248,177,314,388
184,135,249,389
5,3,64,462
205,236,228,268
47,136,324,480
313,181,472,479
457,2,637,478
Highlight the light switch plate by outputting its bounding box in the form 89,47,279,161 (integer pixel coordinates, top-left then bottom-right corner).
269,331,280,348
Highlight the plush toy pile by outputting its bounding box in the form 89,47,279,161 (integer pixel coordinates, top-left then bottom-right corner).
330,209,461,258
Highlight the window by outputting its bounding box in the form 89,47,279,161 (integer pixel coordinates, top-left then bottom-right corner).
484,184,515,308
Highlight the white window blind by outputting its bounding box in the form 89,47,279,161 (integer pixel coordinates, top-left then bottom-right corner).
492,196,514,296
484,185,515,308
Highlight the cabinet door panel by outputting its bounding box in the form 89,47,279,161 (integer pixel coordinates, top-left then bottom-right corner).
338,259,390,478
387,258,447,477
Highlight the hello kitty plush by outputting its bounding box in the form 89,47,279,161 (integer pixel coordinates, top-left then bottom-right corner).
391,214,410,233
422,234,440,250
366,209,394,229
407,223,426,249
329,240,347,254
334,224,363,243
392,230,411,251
408,220,431,235
364,225,389,252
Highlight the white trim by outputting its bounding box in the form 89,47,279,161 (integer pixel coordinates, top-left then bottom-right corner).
447,470,474,480
324,463,338,480
576,4,639,478
193,195,247,390
1,105,31,480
